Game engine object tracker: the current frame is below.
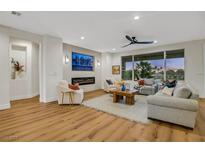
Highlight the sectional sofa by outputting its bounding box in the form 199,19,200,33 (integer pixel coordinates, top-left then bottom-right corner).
147,82,199,128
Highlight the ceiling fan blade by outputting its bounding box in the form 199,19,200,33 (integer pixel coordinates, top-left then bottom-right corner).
135,41,154,44
122,43,132,48
125,35,133,42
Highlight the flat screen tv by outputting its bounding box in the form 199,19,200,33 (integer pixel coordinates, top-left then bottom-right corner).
72,52,94,71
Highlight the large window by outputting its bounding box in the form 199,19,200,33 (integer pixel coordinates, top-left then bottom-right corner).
134,52,164,80
165,49,184,80
121,56,133,80
121,49,185,81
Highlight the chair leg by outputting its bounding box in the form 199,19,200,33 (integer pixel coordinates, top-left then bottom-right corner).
69,92,74,104
61,92,64,104
81,98,85,104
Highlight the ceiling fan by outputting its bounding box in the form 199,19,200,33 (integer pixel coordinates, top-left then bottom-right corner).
122,35,156,48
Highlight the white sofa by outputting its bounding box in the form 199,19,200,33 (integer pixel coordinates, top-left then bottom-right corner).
57,80,84,104
147,82,199,128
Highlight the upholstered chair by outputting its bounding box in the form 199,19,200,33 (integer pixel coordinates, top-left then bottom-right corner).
57,80,84,104
104,77,118,92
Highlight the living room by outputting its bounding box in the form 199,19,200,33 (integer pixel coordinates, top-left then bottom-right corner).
0,7,205,152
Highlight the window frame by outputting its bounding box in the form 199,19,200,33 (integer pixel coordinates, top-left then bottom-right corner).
121,49,185,81
121,55,133,80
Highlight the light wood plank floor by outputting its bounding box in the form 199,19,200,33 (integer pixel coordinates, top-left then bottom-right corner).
0,89,205,142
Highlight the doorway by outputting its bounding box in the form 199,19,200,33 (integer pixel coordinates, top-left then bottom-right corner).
9,38,40,101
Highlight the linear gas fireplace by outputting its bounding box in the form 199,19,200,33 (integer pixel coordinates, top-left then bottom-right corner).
72,77,95,85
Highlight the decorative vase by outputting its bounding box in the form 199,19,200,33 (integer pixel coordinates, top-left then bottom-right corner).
121,84,126,91
15,71,19,79
15,71,23,79
11,71,15,79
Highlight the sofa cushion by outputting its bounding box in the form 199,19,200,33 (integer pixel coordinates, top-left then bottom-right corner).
155,91,171,97
185,84,199,100
173,86,192,99
141,85,154,91
144,78,154,86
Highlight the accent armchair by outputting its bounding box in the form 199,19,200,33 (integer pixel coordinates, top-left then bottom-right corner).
139,78,158,95
104,77,118,92
57,80,84,105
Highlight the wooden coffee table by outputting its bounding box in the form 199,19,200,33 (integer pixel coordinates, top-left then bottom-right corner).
110,89,138,105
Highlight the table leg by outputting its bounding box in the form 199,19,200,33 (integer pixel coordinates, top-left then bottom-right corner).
126,95,134,105
113,93,119,103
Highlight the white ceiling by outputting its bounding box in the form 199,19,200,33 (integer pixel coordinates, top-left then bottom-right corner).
0,11,205,53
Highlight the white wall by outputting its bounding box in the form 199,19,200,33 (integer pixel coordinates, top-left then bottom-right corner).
0,25,43,105
203,42,205,96
0,32,10,110
63,43,102,92
31,43,40,96
0,25,64,103
110,39,205,98
41,35,63,102
101,53,113,89
10,39,32,100
0,25,42,44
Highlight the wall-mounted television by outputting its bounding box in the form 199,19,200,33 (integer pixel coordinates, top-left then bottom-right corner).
72,52,94,71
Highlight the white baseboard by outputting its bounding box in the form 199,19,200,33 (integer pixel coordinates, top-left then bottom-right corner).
199,94,205,98
10,92,39,101
0,103,11,110
40,97,57,103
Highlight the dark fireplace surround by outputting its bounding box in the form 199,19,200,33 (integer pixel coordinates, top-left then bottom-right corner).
72,77,95,85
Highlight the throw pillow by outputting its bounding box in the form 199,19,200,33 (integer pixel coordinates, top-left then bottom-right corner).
138,79,144,86
69,83,80,90
164,80,177,88
173,86,192,99
134,81,139,89
106,79,113,85
161,86,174,96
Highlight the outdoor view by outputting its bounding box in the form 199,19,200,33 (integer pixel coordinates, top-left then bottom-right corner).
166,57,184,80
122,49,184,81
121,56,133,80
134,59,164,80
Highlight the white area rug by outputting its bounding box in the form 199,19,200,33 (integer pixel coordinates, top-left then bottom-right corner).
83,94,151,124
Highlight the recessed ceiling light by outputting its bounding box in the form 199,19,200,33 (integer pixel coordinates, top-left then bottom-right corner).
112,48,116,51
80,36,85,40
134,16,140,20
154,40,158,43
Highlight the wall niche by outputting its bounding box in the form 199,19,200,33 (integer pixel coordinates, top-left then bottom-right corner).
10,44,27,80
